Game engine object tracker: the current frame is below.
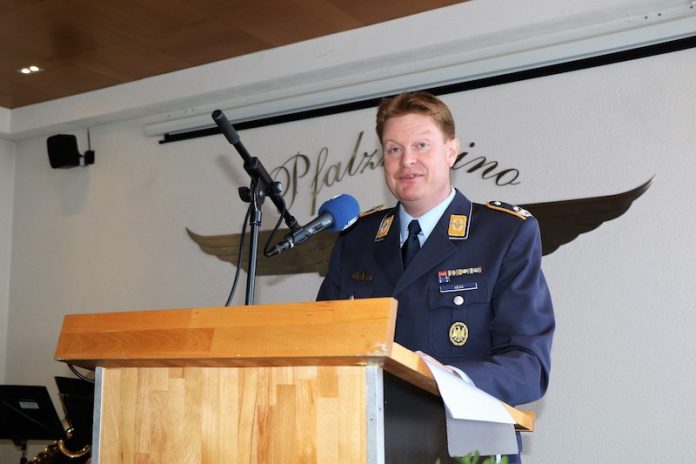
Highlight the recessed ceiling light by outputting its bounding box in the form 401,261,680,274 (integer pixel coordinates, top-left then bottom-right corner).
18,65,42,75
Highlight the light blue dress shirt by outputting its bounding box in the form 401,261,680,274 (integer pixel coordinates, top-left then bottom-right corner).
398,188,456,247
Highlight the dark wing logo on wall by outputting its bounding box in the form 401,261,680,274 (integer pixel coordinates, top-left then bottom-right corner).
187,178,652,276
522,178,652,255
186,226,338,276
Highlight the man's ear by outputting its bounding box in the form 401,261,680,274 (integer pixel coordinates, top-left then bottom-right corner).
447,138,460,167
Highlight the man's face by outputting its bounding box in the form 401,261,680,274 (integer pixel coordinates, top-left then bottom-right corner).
382,113,459,217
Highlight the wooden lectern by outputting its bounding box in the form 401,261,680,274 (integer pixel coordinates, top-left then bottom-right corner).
55,298,533,463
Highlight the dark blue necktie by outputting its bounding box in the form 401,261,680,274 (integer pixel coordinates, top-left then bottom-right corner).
401,219,422,269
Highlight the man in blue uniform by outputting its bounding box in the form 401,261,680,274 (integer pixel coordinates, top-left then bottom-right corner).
317,92,554,460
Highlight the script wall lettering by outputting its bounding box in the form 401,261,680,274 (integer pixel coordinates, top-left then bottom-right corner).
271,131,382,214
453,142,522,187
271,133,522,214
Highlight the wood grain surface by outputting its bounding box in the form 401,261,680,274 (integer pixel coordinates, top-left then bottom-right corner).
99,365,367,463
55,298,398,367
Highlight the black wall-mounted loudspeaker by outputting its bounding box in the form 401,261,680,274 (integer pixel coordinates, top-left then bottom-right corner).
47,134,95,169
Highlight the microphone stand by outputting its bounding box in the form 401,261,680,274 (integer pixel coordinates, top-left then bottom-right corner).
212,110,300,305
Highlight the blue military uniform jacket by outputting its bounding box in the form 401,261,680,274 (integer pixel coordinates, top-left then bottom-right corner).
317,189,554,406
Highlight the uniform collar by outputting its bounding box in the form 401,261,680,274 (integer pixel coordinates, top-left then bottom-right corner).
398,188,456,246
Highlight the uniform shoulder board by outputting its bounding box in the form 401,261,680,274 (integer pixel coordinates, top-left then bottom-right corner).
486,201,532,220
359,204,386,217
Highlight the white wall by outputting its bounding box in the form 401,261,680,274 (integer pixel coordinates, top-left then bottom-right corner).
498,51,696,461
3,1,696,462
0,138,14,384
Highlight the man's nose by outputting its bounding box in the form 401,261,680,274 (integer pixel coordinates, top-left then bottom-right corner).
400,148,417,166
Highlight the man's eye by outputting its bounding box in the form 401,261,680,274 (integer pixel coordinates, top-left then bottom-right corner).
416,142,430,150
386,146,401,155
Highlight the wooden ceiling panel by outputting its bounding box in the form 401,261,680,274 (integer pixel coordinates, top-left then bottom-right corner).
230,1,363,47
0,0,467,109
67,0,209,38
9,60,120,100
139,18,270,68
0,0,44,15
328,0,466,24
294,0,364,29
0,1,125,66
0,77,55,109
64,39,189,83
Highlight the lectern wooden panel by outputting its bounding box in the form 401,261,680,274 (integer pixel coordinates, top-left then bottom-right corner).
55,298,533,463
99,366,369,463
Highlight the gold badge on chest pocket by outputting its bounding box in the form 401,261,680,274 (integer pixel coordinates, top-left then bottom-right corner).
449,321,469,346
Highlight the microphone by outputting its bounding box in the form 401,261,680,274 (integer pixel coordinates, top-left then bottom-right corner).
265,194,359,257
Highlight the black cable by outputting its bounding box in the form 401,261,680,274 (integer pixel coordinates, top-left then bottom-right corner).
263,206,287,257
225,205,252,306
67,364,94,383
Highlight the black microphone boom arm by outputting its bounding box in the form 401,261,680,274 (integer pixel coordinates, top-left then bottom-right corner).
212,109,300,232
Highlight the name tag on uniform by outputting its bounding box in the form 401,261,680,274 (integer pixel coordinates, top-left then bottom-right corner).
439,282,478,293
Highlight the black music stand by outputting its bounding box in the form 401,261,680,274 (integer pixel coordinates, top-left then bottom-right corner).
0,385,66,464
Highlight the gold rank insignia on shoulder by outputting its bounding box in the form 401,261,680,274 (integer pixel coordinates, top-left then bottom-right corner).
360,204,385,217
375,213,394,241
486,201,532,220
448,214,468,237
449,322,469,346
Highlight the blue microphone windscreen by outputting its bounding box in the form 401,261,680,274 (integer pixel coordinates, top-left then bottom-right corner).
319,194,360,231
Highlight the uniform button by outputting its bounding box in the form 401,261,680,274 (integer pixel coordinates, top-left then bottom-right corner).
453,295,464,305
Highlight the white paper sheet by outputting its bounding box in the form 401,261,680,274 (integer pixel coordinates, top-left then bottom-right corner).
422,357,519,457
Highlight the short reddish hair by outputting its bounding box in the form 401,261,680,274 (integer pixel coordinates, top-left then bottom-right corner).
375,91,455,142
